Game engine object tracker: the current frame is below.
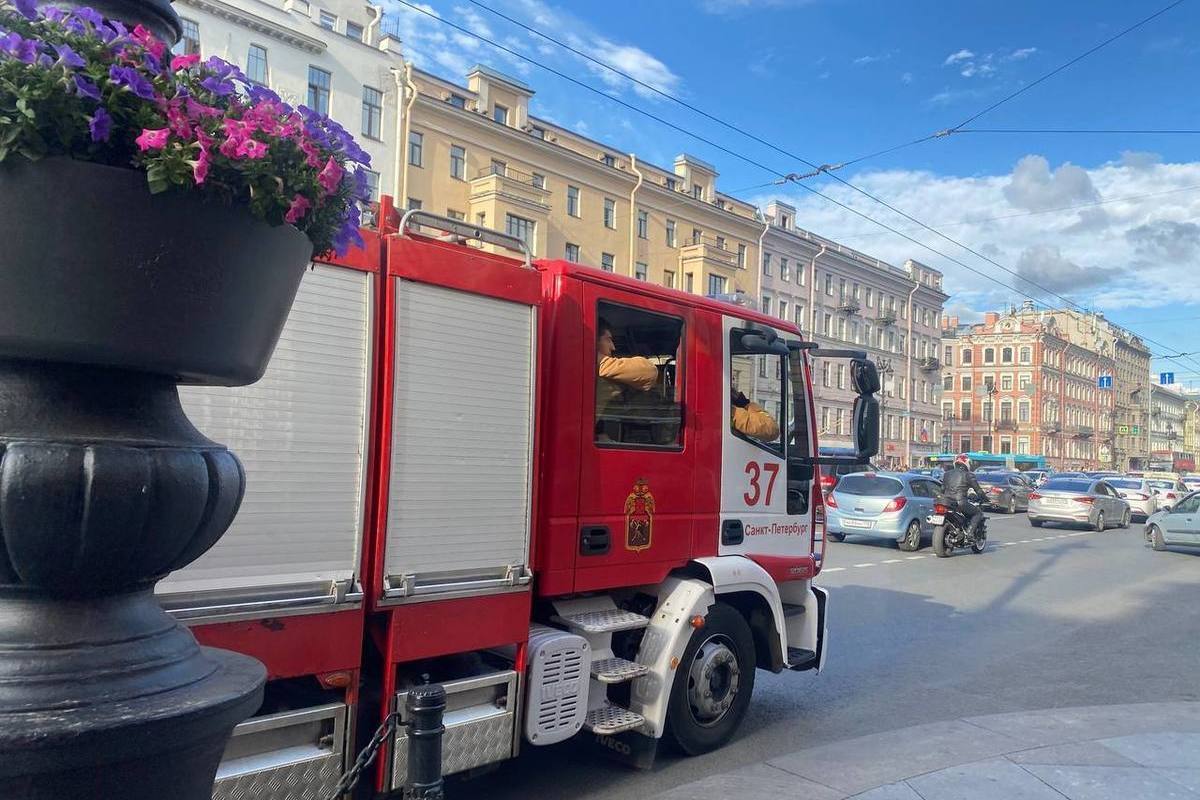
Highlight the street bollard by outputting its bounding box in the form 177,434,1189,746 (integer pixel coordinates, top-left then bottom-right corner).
404,683,447,800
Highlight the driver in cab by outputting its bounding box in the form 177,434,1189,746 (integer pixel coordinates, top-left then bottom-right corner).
596,317,657,415
731,387,779,442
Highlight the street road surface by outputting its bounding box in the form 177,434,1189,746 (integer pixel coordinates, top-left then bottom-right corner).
471,512,1200,800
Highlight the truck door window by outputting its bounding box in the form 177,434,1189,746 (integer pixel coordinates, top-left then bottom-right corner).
730,350,784,456
595,301,684,448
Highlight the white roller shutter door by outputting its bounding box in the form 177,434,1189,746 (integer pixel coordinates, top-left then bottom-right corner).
384,279,534,596
161,264,372,602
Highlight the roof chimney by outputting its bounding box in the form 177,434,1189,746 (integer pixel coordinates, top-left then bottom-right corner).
984,312,999,325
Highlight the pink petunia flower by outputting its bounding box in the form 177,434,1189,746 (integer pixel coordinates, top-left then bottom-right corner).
285,194,311,224
170,53,201,71
317,157,344,196
236,138,268,159
192,147,210,184
135,127,170,151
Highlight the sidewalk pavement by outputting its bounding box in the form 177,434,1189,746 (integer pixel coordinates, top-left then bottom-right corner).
654,702,1200,799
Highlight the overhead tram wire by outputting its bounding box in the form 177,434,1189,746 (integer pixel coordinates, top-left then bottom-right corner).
392,0,1200,376
958,128,1200,135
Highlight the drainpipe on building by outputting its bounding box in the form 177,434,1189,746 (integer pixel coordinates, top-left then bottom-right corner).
389,66,406,205
904,280,919,468
365,3,382,46
756,212,770,311
629,154,643,278
807,245,827,338
396,63,418,208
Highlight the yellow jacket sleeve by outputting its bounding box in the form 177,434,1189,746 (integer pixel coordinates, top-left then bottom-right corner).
732,402,780,442
598,356,658,392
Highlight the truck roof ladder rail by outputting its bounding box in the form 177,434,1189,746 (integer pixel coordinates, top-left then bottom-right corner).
398,209,533,268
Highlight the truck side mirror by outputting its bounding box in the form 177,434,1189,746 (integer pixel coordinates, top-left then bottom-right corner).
853,394,880,459
852,359,881,396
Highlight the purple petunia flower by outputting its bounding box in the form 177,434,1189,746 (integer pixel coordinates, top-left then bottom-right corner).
43,6,67,21
53,43,85,69
73,74,101,99
0,32,40,64
199,75,234,96
13,0,38,20
74,6,106,27
247,82,280,105
89,108,112,142
109,64,156,100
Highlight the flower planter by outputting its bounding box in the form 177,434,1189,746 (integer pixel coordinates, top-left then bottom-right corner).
0,157,314,798
0,157,313,386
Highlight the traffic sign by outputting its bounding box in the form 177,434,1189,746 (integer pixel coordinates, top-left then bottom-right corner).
1118,424,1130,435
1161,372,1175,385
1098,375,1113,389
1132,425,1141,435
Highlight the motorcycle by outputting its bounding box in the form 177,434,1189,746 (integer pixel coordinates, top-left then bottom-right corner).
926,492,988,557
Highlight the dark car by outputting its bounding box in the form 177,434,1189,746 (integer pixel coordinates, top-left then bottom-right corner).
974,471,1032,513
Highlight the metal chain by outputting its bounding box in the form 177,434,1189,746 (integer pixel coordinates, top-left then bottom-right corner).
327,711,403,800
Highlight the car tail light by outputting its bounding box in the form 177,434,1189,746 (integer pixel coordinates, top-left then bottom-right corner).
1072,496,1095,504
933,503,948,514
1137,493,1150,501
1028,492,1042,500
824,492,838,509
1167,492,1178,499
882,496,907,513
989,487,1003,494
820,475,836,490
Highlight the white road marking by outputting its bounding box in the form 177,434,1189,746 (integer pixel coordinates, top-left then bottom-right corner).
905,555,925,560
853,563,876,568
1068,532,1087,537
882,559,903,564
823,567,846,572
1018,539,1032,544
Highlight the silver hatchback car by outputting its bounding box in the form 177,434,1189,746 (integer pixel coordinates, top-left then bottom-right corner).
1028,477,1131,531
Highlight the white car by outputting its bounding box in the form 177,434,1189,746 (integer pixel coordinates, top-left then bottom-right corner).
1147,478,1188,511
1146,493,1200,550
1104,477,1158,521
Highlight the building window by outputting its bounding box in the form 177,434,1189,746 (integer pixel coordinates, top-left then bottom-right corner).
319,10,337,29
665,177,677,191
601,253,615,272
448,94,467,109
408,130,423,167
780,258,790,281
1001,346,1013,364
795,305,805,325
532,172,545,189
960,435,972,453
505,214,535,250
449,145,465,180
530,126,546,139
246,44,268,84
779,300,788,320
603,198,616,229
346,20,364,41
762,253,772,276
666,219,676,247
489,158,506,177
822,313,832,336
707,274,726,296
602,154,616,167
865,288,873,307
983,347,995,364
567,185,580,217
635,262,647,281
447,209,465,220
493,104,508,125
824,274,833,296
821,362,831,388
1019,346,1031,364
361,86,383,139
637,209,648,239
1019,374,1031,391
692,184,704,200
962,375,973,392
962,348,973,364
406,197,422,210
943,374,953,390
306,66,331,116
1001,375,1013,391
565,243,580,262
685,272,693,293
1019,402,1030,423
176,18,201,56
663,270,675,289
761,296,771,316
737,244,746,268
837,364,846,390
361,168,379,201
944,346,952,365
960,401,972,421
942,401,954,419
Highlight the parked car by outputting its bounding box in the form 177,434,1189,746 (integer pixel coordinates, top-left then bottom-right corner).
1023,469,1051,486
1181,475,1200,492
1027,478,1131,530
825,472,942,551
1145,492,1200,550
1146,478,1188,511
1103,477,1159,521
974,471,1032,513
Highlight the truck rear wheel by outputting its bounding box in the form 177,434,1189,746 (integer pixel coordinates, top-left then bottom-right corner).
664,603,756,756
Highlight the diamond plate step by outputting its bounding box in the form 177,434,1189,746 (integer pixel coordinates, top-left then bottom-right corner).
590,656,651,684
553,609,650,634
584,703,645,735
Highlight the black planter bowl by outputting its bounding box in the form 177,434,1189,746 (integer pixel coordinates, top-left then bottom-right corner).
0,157,313,386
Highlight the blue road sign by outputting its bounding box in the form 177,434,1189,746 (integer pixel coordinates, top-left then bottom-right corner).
1098,375,1113,389
1161,372,1175,385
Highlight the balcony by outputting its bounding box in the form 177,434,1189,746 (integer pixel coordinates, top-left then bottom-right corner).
918,357,940,372
995,419,1018,432
469,165,550,212
836,298,860,314
1069,425,1095,438
877,312,897,326
1043,422,1063,434
679,237,738,272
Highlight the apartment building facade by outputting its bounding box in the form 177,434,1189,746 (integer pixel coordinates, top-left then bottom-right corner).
1149,383,1195,472
941,310,1115,470
759,202,948,468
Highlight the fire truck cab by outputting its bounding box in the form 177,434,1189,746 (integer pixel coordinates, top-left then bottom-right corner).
168,209,880,798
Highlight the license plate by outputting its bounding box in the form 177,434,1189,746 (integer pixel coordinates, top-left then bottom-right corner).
842,518,874,529
927,514,945,525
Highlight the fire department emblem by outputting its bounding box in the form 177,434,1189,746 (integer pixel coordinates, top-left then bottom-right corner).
624,478,655,552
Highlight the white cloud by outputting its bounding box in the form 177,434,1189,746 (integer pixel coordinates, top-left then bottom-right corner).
380,0,681,102
943,49,975,65
854,50,895,66
1008,47,1037,60
749,154,1200,312
944,47,1033,80
901,71,913,84
700,0,812,13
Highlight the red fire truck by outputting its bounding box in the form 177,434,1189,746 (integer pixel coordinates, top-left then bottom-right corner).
161,205,880,798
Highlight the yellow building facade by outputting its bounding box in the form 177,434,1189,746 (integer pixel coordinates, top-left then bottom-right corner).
399,65,767,296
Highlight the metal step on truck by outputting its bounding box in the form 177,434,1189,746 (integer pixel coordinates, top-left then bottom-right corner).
159,202,881,798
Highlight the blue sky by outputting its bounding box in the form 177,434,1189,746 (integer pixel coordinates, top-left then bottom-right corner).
382,0,1200,382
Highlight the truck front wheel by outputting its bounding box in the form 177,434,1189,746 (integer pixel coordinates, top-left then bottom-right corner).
664,602,756,756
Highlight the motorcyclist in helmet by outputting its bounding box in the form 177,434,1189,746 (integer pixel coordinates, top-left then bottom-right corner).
943,454,986,539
